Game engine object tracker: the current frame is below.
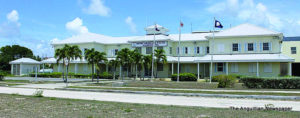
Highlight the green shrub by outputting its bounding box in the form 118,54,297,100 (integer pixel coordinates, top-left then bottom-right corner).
33,89,43,97
29,72,62,78
171,73,197,81
240,77,300,89
99,72,113,79
0,73,4,81
213,75,236,88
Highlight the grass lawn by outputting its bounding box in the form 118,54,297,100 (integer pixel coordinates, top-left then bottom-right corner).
0,94,299,118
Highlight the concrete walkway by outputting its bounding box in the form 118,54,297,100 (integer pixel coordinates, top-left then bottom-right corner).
1,86,300,111
5,77,92,82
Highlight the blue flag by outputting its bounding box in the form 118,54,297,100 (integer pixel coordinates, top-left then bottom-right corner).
215,20,223,28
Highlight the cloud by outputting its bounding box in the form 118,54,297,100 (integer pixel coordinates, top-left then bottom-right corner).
51,38,59,43
83,0,111,17
125,16,137,33
7,10,19,22
65,17,88,35
206,0,300,36
0,10,21,38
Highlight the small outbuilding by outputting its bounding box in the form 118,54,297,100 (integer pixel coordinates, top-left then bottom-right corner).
9,58,41,76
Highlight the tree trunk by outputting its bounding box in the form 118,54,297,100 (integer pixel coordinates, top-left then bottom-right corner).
135,64,137,80
62,63,65,82
65,65,69,83
97,64,100,83
92,64,94,82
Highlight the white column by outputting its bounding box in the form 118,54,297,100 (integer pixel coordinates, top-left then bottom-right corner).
197,63,200,79
288,62,292,76
256,62,259,77
171,62,174,74
43,64,45,73
58,64,61,72
226,62,229,75
20,64,22,76
75,63,78,74
11,64,13,75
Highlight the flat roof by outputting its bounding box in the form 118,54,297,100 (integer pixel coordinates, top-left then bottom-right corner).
283,37,300,41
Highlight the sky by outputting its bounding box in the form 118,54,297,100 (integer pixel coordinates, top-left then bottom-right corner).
0,0,300,57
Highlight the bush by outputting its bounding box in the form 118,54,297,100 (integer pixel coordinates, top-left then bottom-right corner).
213,75,236,88
171,73,197,81
0,73,4,81
29,72,62,78
99,72,113,79
240,77,300,89
33,89,44,97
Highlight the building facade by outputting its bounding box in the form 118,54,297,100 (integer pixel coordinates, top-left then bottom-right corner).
282,37,300,76
50,23,294,78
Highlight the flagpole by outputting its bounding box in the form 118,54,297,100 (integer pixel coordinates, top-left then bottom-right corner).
210,17,215,83
151,23,156,81
177,21,181,82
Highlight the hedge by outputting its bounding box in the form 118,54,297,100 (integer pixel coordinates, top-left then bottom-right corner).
213,75,237,88
171,73,197,81
240,77,300,89
29,72,62,78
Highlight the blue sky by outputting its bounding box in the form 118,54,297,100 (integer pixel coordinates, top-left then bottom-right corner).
0,0,300,57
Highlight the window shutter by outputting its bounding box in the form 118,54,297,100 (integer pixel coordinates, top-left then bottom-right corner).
108,50,111,56
223,63,226,73
254,42,257,52
176,47,179,54
238,43,241,52
269,42,272,51
188,47,191,54
260,42,263,52
214,63,217,72
244,43,248,52
200,47,203,54
194,47,197,54
182,47,184,54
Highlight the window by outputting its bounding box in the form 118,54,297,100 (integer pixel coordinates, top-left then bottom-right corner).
231,63,238,73
146,47,152,54
157,63,163,71
206,47,209,54
291,47,297,54
135,47,141,53
217,63,224,72
232,43,239,51
248,43,254,51
264,63,272,72
263,43,269,51
248,63,257,73
184,47,188,54
169,47,172,54
217,44,225,52
157,46,163,50
114,49,118,56
196,47,200,54
176,47,180,54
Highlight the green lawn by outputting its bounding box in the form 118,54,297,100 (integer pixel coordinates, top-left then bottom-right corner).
0,94,299,118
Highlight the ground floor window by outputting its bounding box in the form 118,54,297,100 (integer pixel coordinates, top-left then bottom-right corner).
135,47,142,53
169,47,172,54
264,63,272,73
248,63,257,73
216,63,224,72
157,46,163,50
146,47,152,54
157,63,163,71
231,63,238,73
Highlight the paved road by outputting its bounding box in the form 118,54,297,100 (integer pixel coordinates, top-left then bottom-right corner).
1,87,300,111
5,77,92,82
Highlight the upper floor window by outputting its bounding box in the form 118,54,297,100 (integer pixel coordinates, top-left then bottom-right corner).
196,47,200,54
146,47,152,54
291,47,297,54
157,46,163,50
135,47,141,53
169,47,172,54
114,49,118,55
184,47,188,54
248,43,254,51
263,43,269,51
206,47,209,54
232,43,239,51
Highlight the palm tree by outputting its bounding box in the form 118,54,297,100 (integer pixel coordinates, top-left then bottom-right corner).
94,51,107,83
84,48,97,82
143,54,152,80
54,44,82,83
109,59,120,80
116,48,131,81
65,45,82,83
154,49,167,78
132,49,143,80
54,48,67,82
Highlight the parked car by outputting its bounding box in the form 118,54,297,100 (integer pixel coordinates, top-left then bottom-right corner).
39,69,53,73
